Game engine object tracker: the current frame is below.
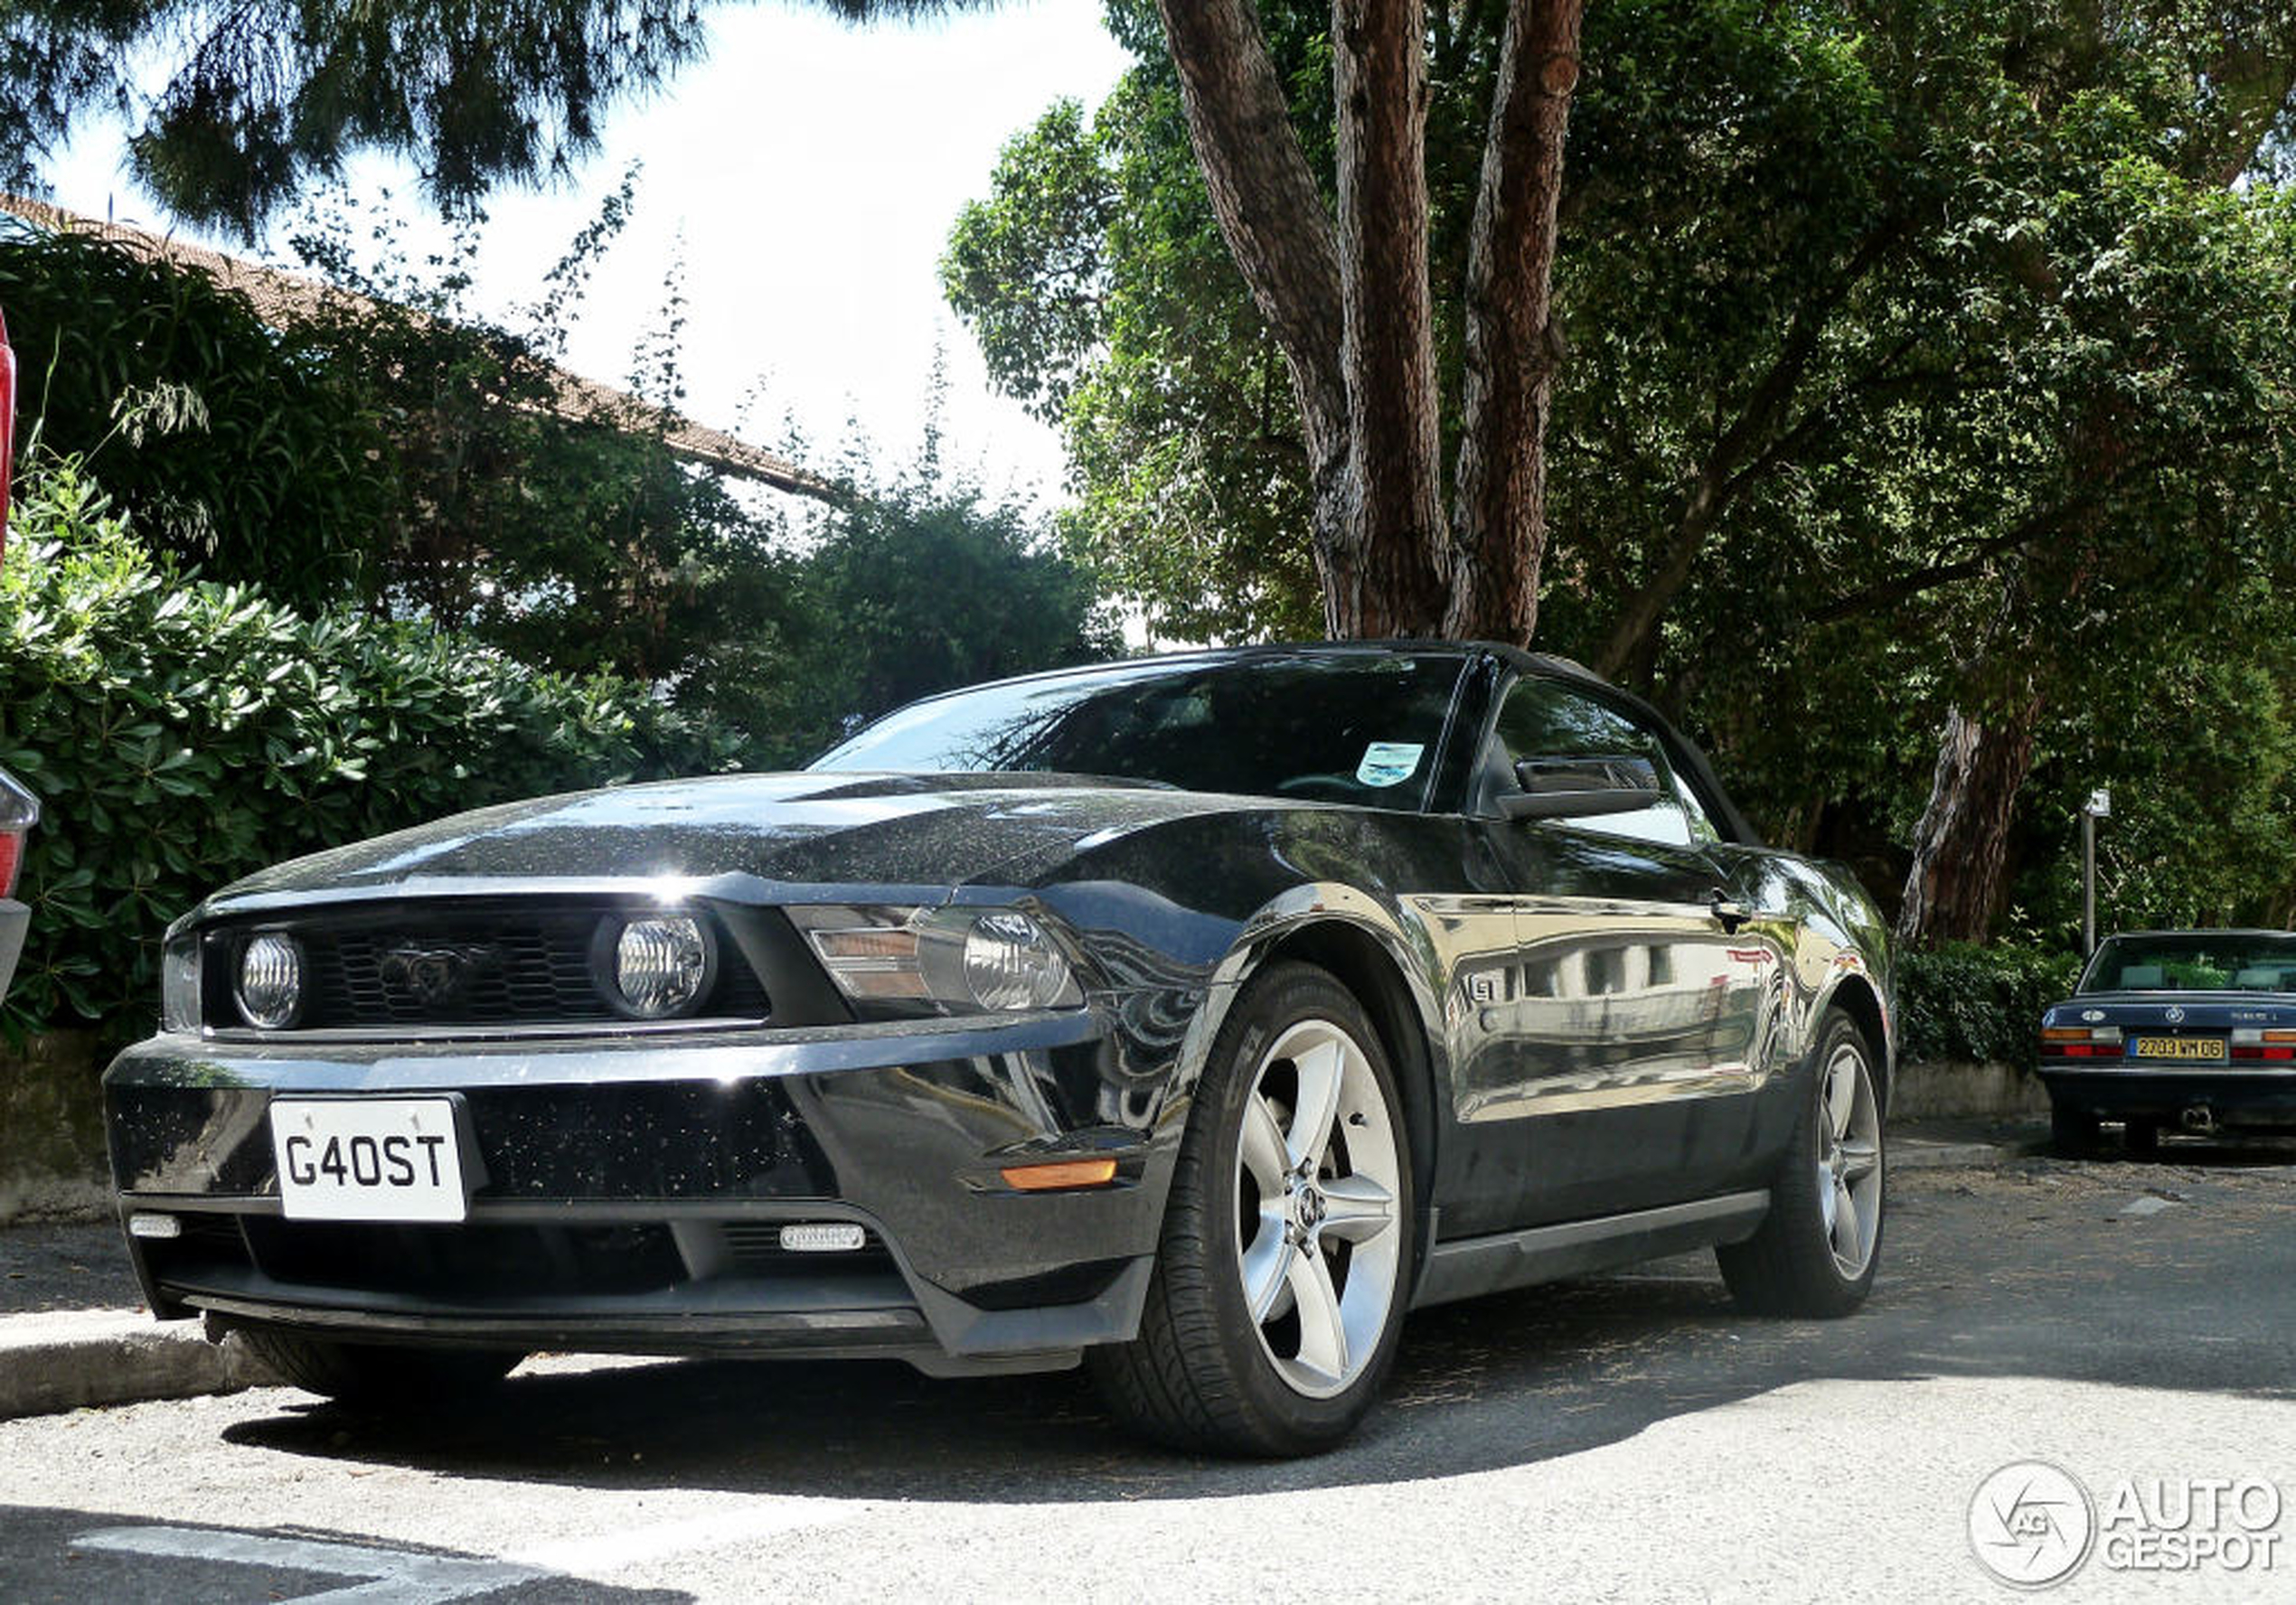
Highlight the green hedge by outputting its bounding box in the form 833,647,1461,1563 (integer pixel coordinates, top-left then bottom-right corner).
1895,941,2084,1070
0,462,744,1037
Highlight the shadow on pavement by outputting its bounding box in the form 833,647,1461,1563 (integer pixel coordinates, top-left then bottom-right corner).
212,1156,2296,1506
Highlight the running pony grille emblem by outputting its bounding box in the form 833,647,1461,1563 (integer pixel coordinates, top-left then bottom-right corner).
379,944,500,1009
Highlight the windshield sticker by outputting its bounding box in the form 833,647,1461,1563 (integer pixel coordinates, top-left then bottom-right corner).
1356,742,1426,788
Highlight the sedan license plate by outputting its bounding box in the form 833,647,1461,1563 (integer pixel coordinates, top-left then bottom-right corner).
269,1098,469,1222
2131,1036,2225,1063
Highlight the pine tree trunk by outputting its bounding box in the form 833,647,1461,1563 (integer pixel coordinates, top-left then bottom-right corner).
1444,0,1583,645
1153,0,1356,624
1331,0,1447,635
1896,693,2043,946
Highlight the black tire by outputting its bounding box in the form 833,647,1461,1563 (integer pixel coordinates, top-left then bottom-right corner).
2052,1103,2102,1158
1090,961,1416,1457
239,1326,523,1406
1717,1010,1885,1318
2123,1118,2162,1157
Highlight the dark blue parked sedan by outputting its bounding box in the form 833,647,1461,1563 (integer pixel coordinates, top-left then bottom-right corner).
2041,929,2296,1154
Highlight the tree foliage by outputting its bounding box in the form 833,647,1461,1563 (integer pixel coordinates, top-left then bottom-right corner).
948,0,2296,936
0,228,385,605
3,0,719,239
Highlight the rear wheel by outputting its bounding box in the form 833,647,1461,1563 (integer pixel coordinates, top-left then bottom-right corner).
239,1326,523,1406
1091,962,1414,1456
2052,1103,2101,1158
1717,1011,1884,1317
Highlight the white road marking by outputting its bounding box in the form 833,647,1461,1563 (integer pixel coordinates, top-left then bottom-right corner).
72,1499,867,1602
72,1525,544,1603
507,1498,866,1575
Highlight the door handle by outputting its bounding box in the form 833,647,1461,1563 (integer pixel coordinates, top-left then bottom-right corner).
1708,887,1751,932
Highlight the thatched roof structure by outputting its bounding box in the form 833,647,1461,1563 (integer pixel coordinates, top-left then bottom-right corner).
0,193,836,503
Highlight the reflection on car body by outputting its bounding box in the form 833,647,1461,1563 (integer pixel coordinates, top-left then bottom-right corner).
104,642,1894,1454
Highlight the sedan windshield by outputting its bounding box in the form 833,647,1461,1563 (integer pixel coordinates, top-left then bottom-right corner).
2080,932,2296,993
812,652,1469,810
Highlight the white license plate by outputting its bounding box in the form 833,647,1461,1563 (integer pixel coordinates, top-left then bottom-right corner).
269,1098,469,1222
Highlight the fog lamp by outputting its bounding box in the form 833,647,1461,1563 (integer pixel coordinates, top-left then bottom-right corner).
608,915,712,1018
235,934,304,1029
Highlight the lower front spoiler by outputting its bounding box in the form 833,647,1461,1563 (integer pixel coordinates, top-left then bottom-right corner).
124,1198,1153,1380
2041,1067,2296,1129
186,1292,1089,1379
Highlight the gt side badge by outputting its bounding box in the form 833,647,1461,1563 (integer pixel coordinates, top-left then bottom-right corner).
1356,742,1425,787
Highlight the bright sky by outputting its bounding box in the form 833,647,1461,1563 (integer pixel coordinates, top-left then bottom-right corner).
42,3,1133,511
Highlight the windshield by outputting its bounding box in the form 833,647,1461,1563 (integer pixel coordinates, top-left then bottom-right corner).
812,652,1469,810
2079,933,2296,993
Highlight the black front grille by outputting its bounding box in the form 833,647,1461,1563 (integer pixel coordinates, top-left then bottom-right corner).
240,1219,687,1298
208,901,770,1032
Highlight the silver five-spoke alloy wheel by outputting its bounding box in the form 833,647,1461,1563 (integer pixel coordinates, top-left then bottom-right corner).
1816,1037,1882,1278
1232,1018,1403,1399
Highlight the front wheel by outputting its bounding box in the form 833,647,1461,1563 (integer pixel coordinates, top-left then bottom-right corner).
1717,1011,1885,1317
1091,962,1415,1456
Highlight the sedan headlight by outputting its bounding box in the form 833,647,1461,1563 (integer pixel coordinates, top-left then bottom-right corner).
789,905,1084,1016
598,915,715,1019
235,933,304,1029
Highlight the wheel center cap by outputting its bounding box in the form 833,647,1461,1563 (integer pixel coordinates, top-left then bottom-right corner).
1295,1185,1327,1231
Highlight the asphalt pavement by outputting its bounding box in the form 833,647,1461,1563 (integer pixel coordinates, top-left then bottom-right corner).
0,1125,2288,1601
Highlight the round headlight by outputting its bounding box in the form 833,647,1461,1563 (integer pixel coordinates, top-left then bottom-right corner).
962,911,1075,1011
608,915,712,1018
236,934,304,1029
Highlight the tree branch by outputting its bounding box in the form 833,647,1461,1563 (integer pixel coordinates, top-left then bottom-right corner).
1444,0,1584,644
1591,215,1906,678
1154,0,1351,601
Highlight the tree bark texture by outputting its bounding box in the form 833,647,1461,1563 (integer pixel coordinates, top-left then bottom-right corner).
1153,0,1357,627
1896,694,2043,945
1331,0,1447,635
1444,0,1583,645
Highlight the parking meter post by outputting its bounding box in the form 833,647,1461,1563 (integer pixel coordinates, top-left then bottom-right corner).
2082,811,2095,957
2080,787,2109,958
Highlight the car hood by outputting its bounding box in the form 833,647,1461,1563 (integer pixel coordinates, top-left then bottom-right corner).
200,771,1287,911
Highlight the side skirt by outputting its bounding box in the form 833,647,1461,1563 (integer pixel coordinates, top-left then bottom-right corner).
1408,1190,1770,1309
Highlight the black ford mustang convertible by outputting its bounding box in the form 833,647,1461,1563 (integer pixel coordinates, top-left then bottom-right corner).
107,643,1893,1454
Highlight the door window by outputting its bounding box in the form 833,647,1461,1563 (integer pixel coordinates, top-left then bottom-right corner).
1489,678,1717,848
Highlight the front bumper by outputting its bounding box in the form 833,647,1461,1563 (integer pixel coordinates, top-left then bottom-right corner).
2040,1065,2296,1129
103,1009,1174,1374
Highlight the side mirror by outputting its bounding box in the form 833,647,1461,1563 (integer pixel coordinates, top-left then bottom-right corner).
1498,754,1661,821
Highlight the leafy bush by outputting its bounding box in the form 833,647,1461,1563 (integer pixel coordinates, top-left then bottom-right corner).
0,229,385,604
0,461,742,1037
1895,942,2084,1069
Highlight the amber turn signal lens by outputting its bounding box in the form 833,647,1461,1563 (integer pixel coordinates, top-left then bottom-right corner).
1000,1158,1118,1191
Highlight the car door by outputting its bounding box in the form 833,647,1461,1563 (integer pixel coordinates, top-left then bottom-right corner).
1470,673,1785,1225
